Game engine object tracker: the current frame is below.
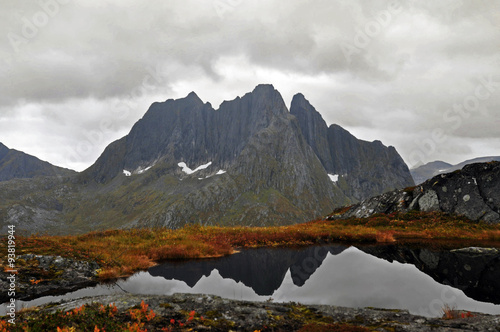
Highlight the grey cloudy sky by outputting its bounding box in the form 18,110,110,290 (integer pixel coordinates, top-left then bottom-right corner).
1,0,499,171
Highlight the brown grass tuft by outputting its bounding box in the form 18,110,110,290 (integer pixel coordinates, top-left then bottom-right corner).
441,304,460,320
375,230,396,243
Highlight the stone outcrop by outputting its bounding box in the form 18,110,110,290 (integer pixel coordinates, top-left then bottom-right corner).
0,255,99,303
411,156,500,185
30,293,500,331
329,161,500,223
410,160,453,185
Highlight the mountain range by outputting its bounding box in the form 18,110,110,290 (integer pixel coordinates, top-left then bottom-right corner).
411,156,500,185
0,84,414,234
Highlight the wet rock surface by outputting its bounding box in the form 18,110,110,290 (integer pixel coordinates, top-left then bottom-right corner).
0,255,99,303
33,293,500,331
329,161,500,223
360,245,500,305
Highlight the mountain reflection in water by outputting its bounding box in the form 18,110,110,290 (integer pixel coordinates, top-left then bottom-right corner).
5,245,500,318
149,245,347,295
145,245,500,317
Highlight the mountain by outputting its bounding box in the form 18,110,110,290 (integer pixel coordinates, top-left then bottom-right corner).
329,161,500,223
0,84,413,234
77,84,351,228
290,94,414,201
0,143,74,181
149,245,347,295
410,160,453,185
411,157,500,184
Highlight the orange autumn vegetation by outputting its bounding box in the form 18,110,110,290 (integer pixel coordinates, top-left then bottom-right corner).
5,211,500,280
0,300,205,331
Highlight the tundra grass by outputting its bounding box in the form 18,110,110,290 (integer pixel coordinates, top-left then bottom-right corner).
2,211,500,280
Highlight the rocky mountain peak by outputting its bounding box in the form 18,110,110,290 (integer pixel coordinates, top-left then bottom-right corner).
251,83,276,95
290,93,331,170
291,93,313,111
3,85,416,234
184,91,204,105
290,99,414,201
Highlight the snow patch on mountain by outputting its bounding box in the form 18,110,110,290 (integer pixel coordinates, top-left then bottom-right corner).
328,174,339,183
123,163,156,177
178,161,213,175
137,165,153,174
198,169,227,180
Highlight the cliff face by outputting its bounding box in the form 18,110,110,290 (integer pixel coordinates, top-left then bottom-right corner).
329,161,500,224
2,85,413,234
75,85,350,229
290,94,414,201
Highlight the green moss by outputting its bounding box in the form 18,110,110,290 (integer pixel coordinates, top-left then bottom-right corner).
287,304,336,326
203,310,221,319
197,310,236,329
403,186,417,193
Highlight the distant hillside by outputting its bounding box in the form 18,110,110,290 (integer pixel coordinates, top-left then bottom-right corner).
0,143,75,181
411,156,500,184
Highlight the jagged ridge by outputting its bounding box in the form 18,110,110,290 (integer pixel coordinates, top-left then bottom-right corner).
1,84,413,234
290,93,414,201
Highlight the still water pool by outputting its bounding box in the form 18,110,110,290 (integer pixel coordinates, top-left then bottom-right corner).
4,245,500,317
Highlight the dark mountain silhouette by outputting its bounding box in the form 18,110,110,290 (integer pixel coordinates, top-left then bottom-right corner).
1,84,413,234
149,245,348,295
0,142,74,182
149,244,500,305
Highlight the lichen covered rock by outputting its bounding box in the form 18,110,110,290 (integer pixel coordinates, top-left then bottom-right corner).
0,254,99,302
329,161,500,223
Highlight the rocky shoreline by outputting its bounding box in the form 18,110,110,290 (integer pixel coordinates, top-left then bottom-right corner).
12,293,500,331
3,251,500,330
0,254,99,303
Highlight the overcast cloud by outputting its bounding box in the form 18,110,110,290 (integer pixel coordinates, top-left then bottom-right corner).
1,0,499,171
